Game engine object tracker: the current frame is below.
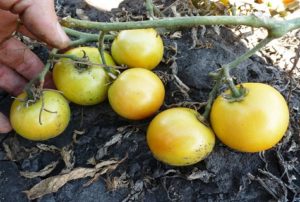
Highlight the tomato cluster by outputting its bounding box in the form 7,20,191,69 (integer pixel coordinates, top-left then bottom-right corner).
9,28,289,167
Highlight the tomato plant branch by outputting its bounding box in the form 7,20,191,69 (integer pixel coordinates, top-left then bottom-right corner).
202,75,223,121
63,27,115,47
227,37,274,70
61,16,300,36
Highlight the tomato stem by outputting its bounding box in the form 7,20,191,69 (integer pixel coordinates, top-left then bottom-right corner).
63,27,115,47
61,16,300,35
223,67,240,98
145,0,155,19
98,31,107,65
226,37,274,71
24,49,58,100
203,74,223,121
145,0,164,19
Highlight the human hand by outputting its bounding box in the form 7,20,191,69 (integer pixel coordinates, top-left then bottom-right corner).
0,0,70,133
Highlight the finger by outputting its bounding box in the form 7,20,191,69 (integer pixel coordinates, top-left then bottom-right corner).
0,9,18,43
18,25,37,40
0,38,55,89
1,37,43,80
0,64,26,96
10,0,70,49
0,112,12,133
0,37,44,80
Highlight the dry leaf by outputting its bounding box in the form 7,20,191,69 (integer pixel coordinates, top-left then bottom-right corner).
3,137,32,161
60,145,75,174
186,169,214,183
122,180,144,202
96,133,122,160
105,172,129,191
170,31,182,39
36,144,60,153
20,161,59,179
24,158,125,200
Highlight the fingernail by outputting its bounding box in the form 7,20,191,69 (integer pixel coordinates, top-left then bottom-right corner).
55,22,70,49
0,112,12,133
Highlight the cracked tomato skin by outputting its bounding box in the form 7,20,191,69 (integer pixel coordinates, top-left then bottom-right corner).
108,68,165,120
53,47,115,105
210,83,289,152
111,28,164,70
147,108,215,166
10,90,70,141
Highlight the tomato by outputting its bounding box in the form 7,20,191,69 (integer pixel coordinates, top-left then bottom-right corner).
219,0,229,6
147,108,215,166
108,68,165,120
111,29,164,70
210,83,289,152
53,47,115,105
10,90,70,141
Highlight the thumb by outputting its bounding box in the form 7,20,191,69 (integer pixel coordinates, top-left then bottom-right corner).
11,0,70,49
0,112,12,133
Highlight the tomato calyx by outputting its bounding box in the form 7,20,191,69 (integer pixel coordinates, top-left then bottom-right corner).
73,50,91,72
222,84,249,102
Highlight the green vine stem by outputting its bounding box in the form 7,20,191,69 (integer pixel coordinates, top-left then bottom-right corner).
202,74,223,121
61,16,300,36
63,27,115,47
227,37,274,70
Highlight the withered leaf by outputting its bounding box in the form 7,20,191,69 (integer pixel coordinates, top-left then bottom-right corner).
36,144,60,153
60,145,75,174
20,161,59,179
186,170,214,183
24,159,124,200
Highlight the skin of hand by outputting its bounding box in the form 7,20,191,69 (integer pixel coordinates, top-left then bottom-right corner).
0,0,70,133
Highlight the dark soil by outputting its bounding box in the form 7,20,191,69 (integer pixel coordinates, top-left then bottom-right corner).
1,0,300,201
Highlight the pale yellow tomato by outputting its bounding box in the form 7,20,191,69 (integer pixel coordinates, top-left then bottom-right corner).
147,108,215,166
111,29,164,70
10,90,70,141
53,47,115,105
108,68,165,120
210,83,289,152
